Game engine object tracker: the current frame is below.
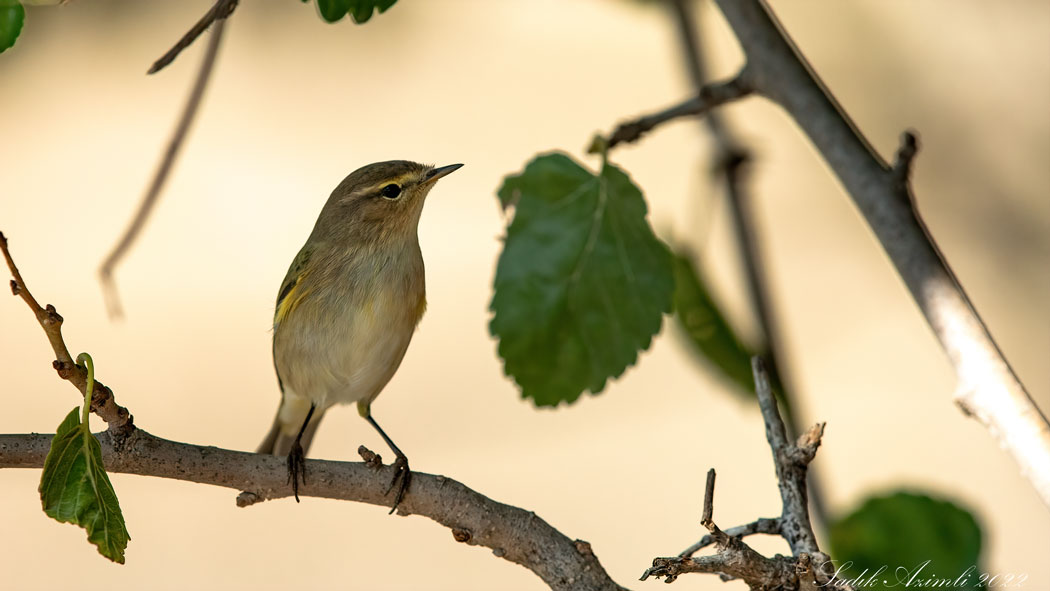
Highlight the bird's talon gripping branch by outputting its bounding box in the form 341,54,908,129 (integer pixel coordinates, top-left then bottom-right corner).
386,454,411,514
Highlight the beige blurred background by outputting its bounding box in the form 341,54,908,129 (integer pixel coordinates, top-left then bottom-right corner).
1,0,1048,589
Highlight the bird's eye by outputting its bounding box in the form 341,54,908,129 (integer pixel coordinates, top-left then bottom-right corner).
380,184,402,199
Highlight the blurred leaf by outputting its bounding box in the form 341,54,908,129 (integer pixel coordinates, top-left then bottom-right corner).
316,0,350,23
38,354,130,563
829,491,982,590
310,0,396,24
350,0,396,23
491,152,674,406
672,250,755,396
0,2,24,55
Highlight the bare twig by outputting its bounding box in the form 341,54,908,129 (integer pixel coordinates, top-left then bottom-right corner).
709,0,1050,507
603,72,753,149
678,517,780,558
148,0,237,75
0,433,627,591
666,0,831,532
641,358,847,589
1,233,132,434
99,18,228,318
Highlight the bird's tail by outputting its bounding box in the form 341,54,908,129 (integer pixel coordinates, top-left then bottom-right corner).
256,404,326,457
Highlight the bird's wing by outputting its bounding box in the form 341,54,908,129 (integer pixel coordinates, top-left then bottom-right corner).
272,244,313,393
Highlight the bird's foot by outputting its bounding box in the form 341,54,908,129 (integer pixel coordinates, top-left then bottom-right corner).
287,440,307,503
385,453,411,514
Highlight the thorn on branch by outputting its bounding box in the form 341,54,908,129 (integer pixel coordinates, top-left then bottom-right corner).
892,130,920,188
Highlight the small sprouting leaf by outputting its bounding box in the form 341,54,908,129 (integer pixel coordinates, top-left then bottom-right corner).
671,251,755,397
310,0,396,24
829,491,983,590
38,354,130,563
491,152,674,406
0,2,25,55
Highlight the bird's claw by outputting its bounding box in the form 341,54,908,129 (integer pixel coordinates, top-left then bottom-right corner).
385,454,411,514
288,441,307,503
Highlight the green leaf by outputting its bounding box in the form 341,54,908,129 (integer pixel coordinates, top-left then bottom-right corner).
0,2,24,55
829,491,983,590
316,0,350,23
38,354,130,563
311,0,396,24
349,0,396,23
490,152,674,406
671,251,756,396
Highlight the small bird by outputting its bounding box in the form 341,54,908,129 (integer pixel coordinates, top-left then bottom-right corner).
255,160,462,511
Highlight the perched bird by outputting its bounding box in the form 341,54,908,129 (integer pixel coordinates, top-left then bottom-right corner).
256,160,462,510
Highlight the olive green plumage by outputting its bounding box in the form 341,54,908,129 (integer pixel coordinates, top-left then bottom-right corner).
256,160,461,509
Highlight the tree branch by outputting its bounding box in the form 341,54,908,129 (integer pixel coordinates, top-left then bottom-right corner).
666,0,831,532
708,0,1050,508
0,432,627,591
99,18,228,319
602,71,753,150
641,358,848,589
3,232,627,590
1,233,132,434
147,0,237,75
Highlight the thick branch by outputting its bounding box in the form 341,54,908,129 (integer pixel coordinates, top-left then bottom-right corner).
712,0,1050,507
1,233,132,433
603,72,753,149
100,19,227,318
0,431,627,591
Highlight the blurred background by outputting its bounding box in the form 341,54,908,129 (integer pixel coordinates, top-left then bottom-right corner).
1,0,1047,589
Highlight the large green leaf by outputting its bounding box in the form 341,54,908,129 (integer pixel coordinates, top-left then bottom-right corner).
829,491,983,590
0,2,24,55
491,152,674,406
310,0,396,24
38,355,130,563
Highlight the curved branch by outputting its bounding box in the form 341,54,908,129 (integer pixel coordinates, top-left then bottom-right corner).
0,431,627,591
4,233,626,590
709,0,1050,506
100,18,227,318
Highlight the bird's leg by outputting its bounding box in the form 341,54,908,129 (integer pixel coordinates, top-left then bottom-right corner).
365,413,411,514
288,403,316,503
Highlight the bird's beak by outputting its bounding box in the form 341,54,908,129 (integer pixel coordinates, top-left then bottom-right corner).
423,163,464,184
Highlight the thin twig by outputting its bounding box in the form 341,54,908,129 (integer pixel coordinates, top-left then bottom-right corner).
2,233,132,434
99,20,227,318
0,433,627,591
678,518,780,558
148,0,238,75
603,72,753,149
711,0,1050,507
666,0,830,532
